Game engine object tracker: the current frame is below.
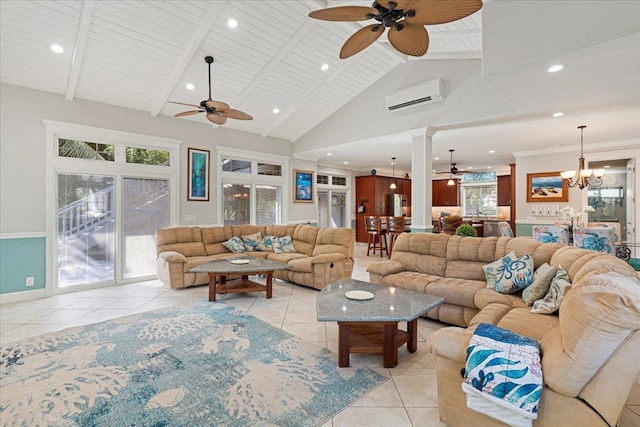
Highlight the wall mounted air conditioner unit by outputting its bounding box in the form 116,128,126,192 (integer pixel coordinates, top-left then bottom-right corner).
385,78,445,112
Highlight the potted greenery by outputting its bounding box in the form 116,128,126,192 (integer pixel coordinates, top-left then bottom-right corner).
455,224,478,237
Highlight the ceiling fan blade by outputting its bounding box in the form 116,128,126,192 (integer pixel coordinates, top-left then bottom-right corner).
206,113,227,125
309,6,379,22
340,24,384,59
174,110,204,117
388,22,429,56
206,100,230,110
219,108,253,120
404,0,483,25
169,101,202,109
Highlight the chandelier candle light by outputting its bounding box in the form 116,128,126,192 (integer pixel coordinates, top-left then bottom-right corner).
560,125,605,190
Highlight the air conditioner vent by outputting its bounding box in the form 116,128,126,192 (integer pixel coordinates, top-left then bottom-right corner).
385,78,445,112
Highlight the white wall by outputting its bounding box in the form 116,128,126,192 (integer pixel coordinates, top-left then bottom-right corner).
289,159,317,223
0,83,301,232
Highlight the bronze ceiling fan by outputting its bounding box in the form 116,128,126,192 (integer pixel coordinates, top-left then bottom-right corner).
434,149,460,175
309,0,483,59
170,56,252,125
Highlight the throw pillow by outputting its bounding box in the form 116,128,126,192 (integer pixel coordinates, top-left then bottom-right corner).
494,254,534,294
482,251,517,289
222,236,246,254
522,263,558,305
257,235,277,252
273,235,296,254
531,266,571,314
241,232,262,252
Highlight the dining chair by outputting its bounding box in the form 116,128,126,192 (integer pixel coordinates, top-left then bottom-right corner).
532,225,570,244
587,222,621,243
386,216,405,259
365,216,387,257
573,226,616,254
440,216,462,235
498,221,514,237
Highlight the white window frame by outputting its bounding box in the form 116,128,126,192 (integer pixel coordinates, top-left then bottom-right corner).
460,180,498,217
43,120,181,296
217,147,289,224
316,167,353,228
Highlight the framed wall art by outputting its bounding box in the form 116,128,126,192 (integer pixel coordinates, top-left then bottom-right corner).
187,148,210,201
293,169,314,203
526,171,568,203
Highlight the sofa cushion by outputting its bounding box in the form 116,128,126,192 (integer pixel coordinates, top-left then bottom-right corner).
496,237,562,269
312,227,354,259
425,278,486,309
522,263,557,305
541,272,640,397
273,235,296,253
379,271,443,293
287,257,313,273
241,232,262,252
222,236,246,253
292,224,319,256
445,236,498,281
494,254,534,294
389,233,448,276
257,235,277,252
156,226,206,257
532,267,571,314
496,308,560,341
267,252,308,264
474,289,529,311
201,226,233,256
482,251,516,289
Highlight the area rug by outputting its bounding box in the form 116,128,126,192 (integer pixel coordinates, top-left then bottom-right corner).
0,302,387,426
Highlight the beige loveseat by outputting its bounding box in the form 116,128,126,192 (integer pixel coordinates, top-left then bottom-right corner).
367,232,640,426
156,224,355,290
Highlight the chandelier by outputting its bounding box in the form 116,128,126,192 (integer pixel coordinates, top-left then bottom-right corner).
560,125,605,190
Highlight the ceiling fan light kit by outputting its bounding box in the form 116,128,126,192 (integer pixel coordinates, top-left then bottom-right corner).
309,0,483,58
170,56,253,126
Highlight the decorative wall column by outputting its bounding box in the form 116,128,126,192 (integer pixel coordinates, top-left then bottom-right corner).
410,128,435,232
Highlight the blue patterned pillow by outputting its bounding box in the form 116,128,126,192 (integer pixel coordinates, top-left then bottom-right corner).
494,254,534,294
256,235,277,252
222,236,246,253
241,232,262,252
482,251,517,289
273,235,296,254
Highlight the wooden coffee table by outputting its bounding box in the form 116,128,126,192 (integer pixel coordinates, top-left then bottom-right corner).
317,279,444,368
189,257,291,302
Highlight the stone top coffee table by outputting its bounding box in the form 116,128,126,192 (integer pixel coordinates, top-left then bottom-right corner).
190,257,291,302
317,278,444,368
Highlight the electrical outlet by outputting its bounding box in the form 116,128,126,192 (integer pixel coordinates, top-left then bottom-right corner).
26,276,34,287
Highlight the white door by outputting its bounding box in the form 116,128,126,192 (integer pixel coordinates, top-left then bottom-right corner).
317,191,330,228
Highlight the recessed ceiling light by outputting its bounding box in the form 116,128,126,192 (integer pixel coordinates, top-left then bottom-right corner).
227,18,238,28
434,157,440,160
552,112,564,117
321,63,329,71
547,64,565,73
50,44,64,54
327,152,332,156
604,165,611,169
272,108,280,114
468,166,473,169
185,83,195,90
343,161,348,165
489,150,495,154
487,166,492,169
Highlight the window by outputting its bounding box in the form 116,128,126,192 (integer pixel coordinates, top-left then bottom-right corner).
257,163,282,176
256,185,282,225
126,147,170,166
222,184,251,225
317,174,329,185
59,139,114,161
462,183,497,216
332,176,347,186
222,158,251,173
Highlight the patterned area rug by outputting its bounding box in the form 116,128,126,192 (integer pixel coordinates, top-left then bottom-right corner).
0,302,387,426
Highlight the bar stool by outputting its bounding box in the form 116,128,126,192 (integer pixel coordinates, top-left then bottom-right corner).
365,216,387,257
386,216,405,259
440,215,462,235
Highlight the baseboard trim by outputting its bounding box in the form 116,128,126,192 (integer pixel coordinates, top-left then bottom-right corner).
0,288,46,304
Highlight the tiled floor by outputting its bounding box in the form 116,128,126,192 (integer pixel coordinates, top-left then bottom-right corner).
1,243,639,426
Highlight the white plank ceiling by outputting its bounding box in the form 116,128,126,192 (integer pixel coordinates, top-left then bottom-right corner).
0,0,482,143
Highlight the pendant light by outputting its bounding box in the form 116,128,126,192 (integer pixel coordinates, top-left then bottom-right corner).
560,125,605,189
446,150,455,185
390,157,397,190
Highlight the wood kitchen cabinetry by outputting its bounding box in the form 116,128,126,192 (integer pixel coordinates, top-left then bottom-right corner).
432,179,459,206
497,175,512,206
355,175,411,243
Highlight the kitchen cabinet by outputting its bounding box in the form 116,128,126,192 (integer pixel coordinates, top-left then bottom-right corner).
432,179,459,206
355,175,411,242
498,175,512,206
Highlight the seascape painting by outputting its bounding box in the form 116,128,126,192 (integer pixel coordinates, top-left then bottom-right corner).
294,169,314,203
188,148,210,201
526,172,568,202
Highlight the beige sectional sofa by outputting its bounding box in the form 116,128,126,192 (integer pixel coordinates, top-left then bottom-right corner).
156,224,355,290
367,232,640,427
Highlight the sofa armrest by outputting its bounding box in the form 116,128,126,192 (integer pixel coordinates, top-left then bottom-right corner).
158,251,186,263
311,253,347,265
426,326,474,363
366,260,406,276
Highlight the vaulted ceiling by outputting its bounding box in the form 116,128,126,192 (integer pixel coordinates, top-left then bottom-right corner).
1,1,639,173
